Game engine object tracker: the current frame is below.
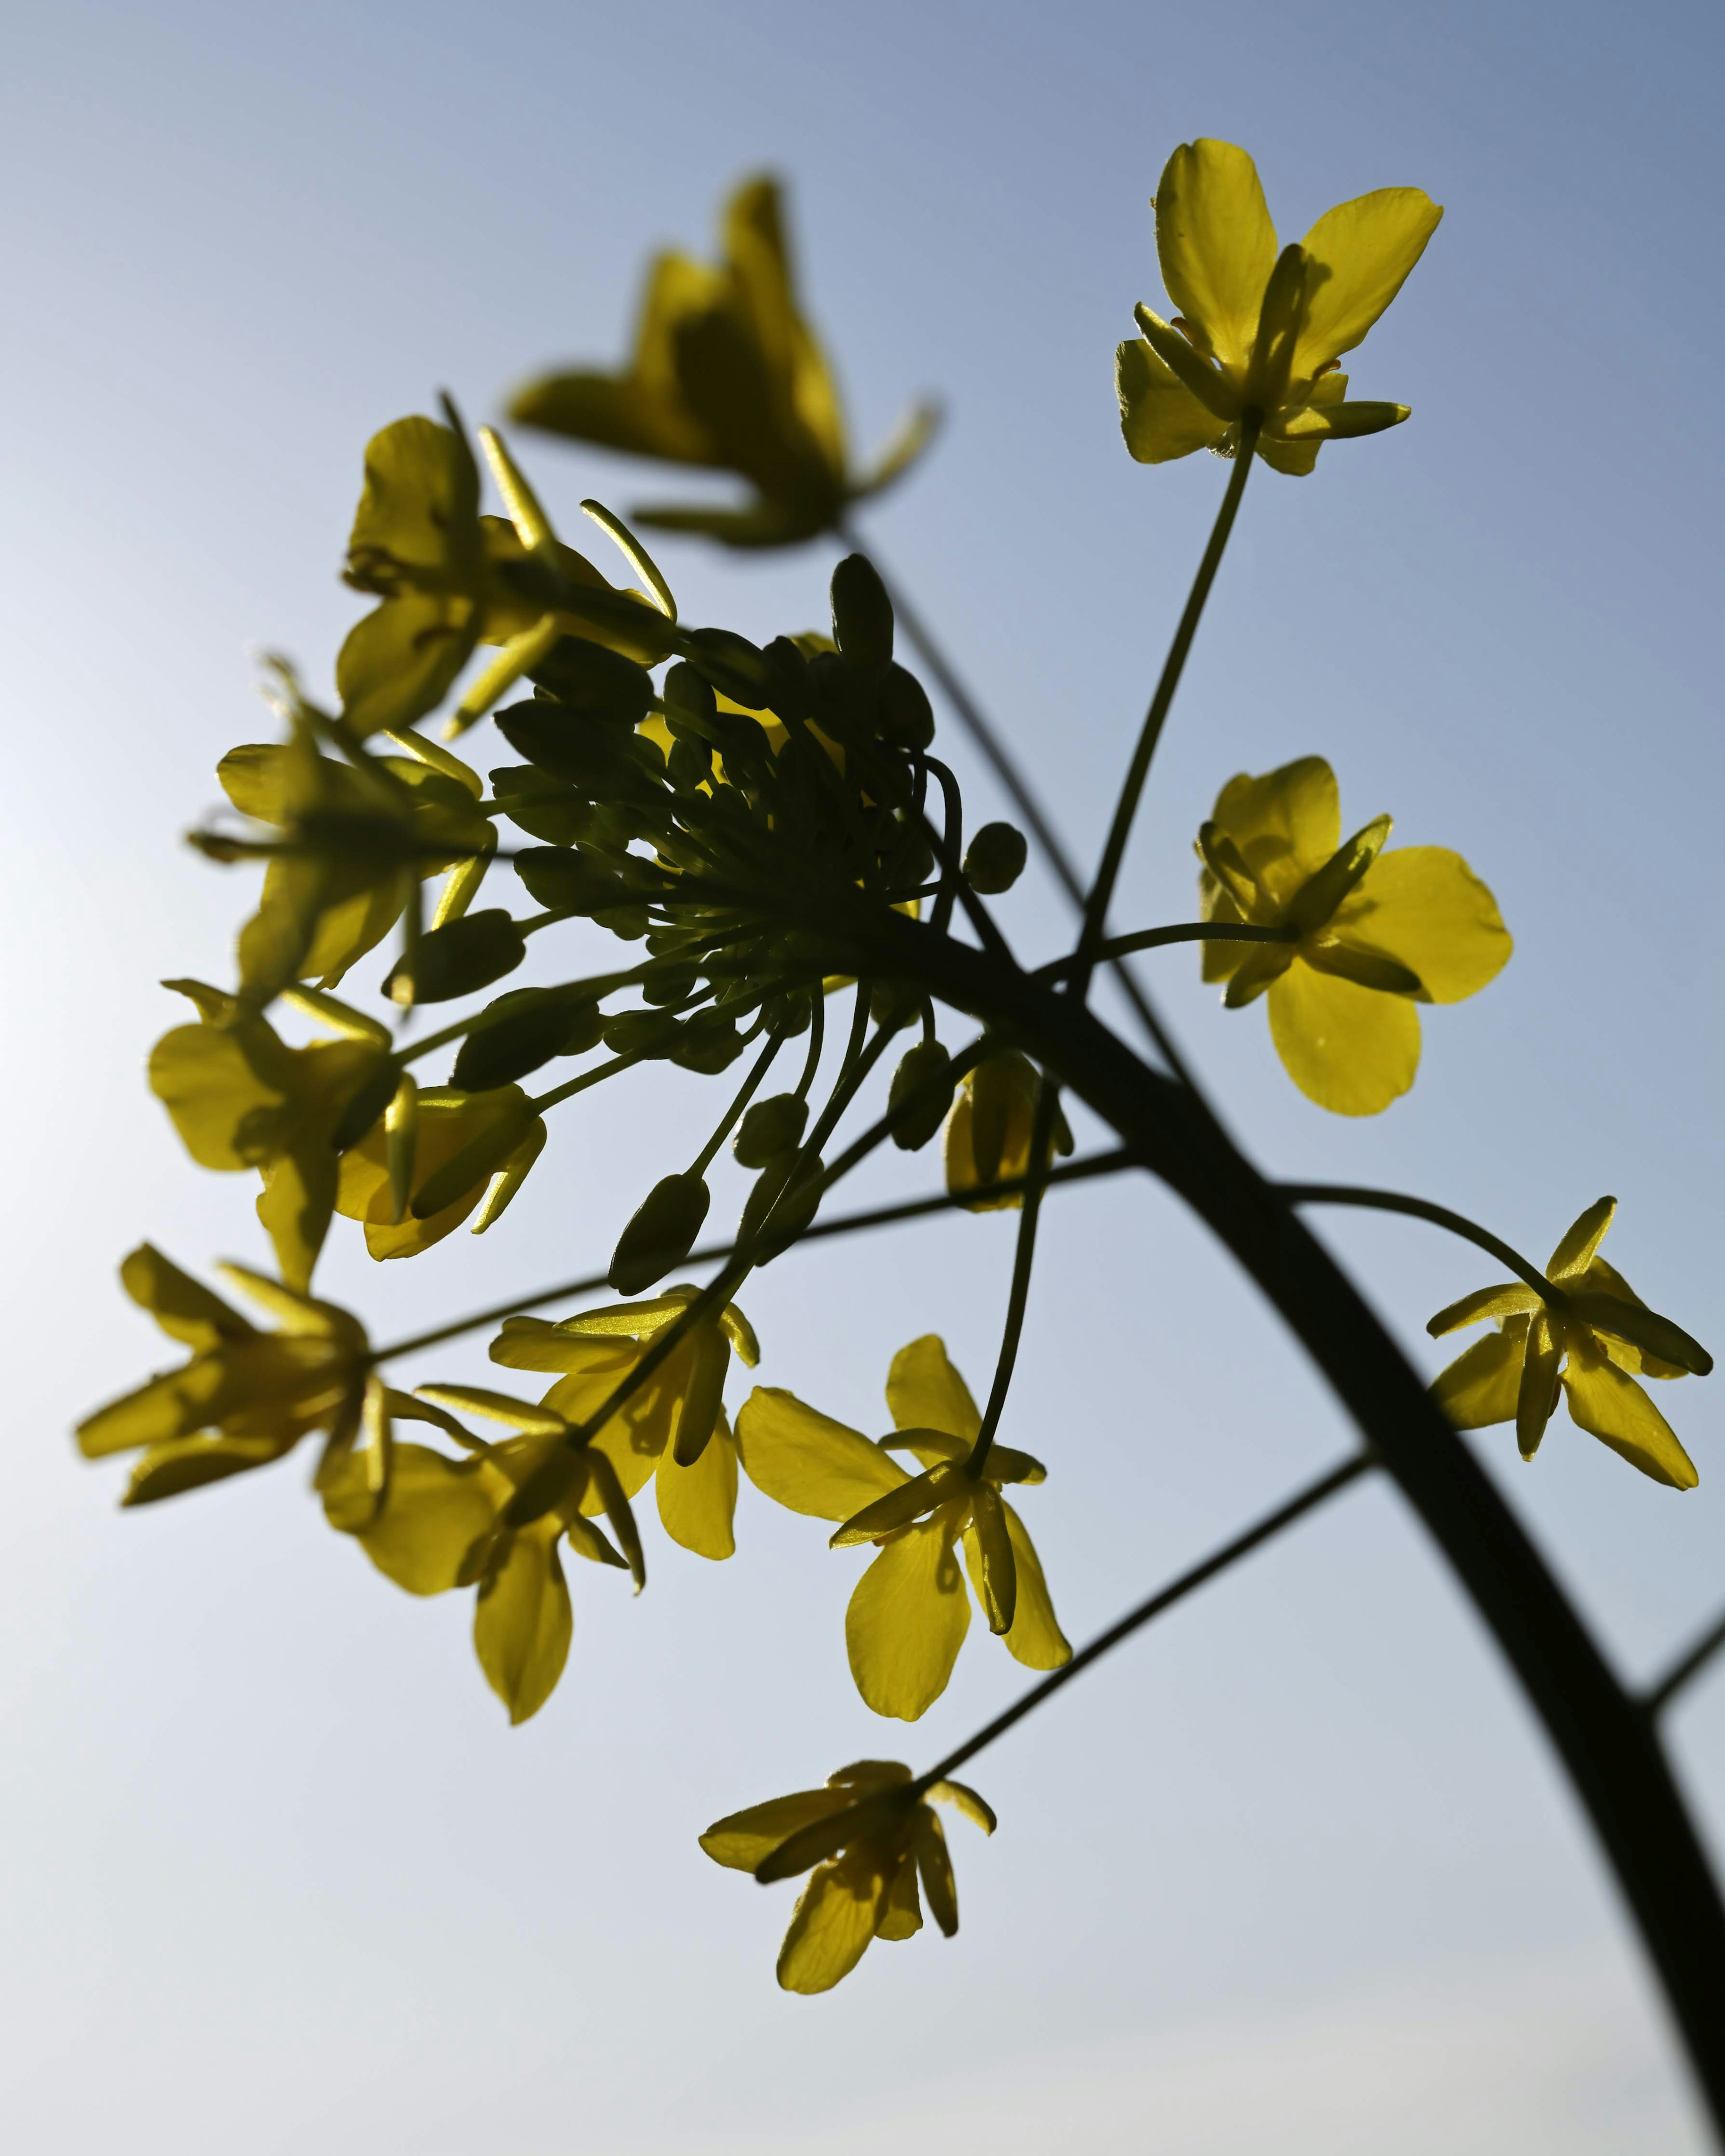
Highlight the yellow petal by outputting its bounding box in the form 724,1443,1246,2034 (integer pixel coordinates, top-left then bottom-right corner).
1266,961,1420,1115
148,1021,299,1171
734,1387,906,1522
489,1318,639,1377
1154,139,1279,374
473,1522,573,1724
913,1809,959,1937
699,1787,851,1873
845,1514,971,1720
995,1500,1071,1670
1430,1318,1530,1428
1548,1197,1616,1280
353,1442,500,1594
1294,187,1443,379
119,1244,251,1350
1426,1282,1543,1336
873,1849,924,1942
1561,1338,1698,1490
1329,849,1511,1005
1517,1309,1562,1459
776,1844,889,1994
885,1334,982,1442
1116,339,1230,464
927,1779,997,1835
256,1138,337,1295
121,1434,292,1505
1209,757,1340,905
964,1485,1017,1634
656,1411,739,1559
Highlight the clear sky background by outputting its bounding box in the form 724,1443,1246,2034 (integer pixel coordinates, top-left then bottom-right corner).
4,1,1722,2149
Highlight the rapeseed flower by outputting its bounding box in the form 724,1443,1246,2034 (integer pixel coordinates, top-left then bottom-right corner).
736,1336,1070,1718
76,1246,373,1505
336,1086,547,1257
488,1287,760,1559
1198,754,1509,1114
511,176,938,548
1428,1198,1712,1489
1118,138,1441,474
700,1759,994,1993
944,1051,1073,1211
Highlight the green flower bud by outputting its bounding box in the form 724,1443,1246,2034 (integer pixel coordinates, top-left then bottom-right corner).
386,910,526,1006
734,1092,809,1169
962,822,1028,894
524,635,653,727
876,664,934,751
888,1040,952,1151
831,554,893,674
609,1172,712,1295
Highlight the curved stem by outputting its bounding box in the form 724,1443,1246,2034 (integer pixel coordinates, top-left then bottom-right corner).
1035,920,1293,982
967,1079,1062,1482
687,1030,781,1178
923,1453,1372,1785
1280,1184,1557,1302
1071,428,1259,995
830,900,1725,2134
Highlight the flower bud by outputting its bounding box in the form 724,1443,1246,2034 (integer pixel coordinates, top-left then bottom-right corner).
962,822,1028,894
610,1172,712,1295
734,1093,809,1169
831,554,893,674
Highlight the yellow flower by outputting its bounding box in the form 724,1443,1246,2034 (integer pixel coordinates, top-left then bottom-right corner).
1428,1198,1712,1489
735,1336,1070,1719
75,1245,373,1505
510,175,938,548
487,1287,760,1560
944,1050,1073,1211
1117,138,1442,475
325,1384,640,1725
700,1759,994,1994
1198,755,1510,1115
336,1085,547,1258
148,983,392,1289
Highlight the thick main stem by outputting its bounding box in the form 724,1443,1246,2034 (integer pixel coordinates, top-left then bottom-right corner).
835,899,1725,2137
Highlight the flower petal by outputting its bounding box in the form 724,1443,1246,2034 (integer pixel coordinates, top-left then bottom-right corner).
885,1335,982,1443
699,1787,851,1873
776,1845,890,1994
1330,849,1511,1006
1430,1318,1529,1428
996,1500,1072,1670
1266,962,1420,1115
656,1411,739,1559
472,1521,573,1724
873,1849,924,1941
1547,1197,1616,1280
1426,1283,1543,1337
1154,139,1279,374
1517,1310,1563,1459
846,1515,971,1720
1116,338,1231,463
352,1442,499,1594
1209,757,1340,903
963,1485,1017,1634
1562,1338,1698,1490
1293,188,1442,378
913,1810,960,1937
735,1387,906,1522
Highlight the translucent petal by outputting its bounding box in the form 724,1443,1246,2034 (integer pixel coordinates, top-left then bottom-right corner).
846,1515,971,1720
927,1779,997,1836
1517,1309,1562,1459
1430,1319,1529,1429
964,1485,1017,1634
734,1387,906,1522
1548,1197,1616,1280
1293,187,1443,378
1562,1339,1698,1491
996,1501,1071,1670
656,1412,739,1560
699,1787,852,1873
473,1522,573,1724
914,1810,960,1937
1116,338,1233,464
1329,849,1511,1005
1426,1282,1543,1336
353,1443,500,1594
1266,961,1420,1115
122,1435,291,1505
1154,139,1279,374
119,1244,251,1351
489,1318,638,1377
1208,757,1340,905
885,1335,982,1443
776,1845,889,1994
874,1850,924,1941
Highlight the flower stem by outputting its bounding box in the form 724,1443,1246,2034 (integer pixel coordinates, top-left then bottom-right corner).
1278,1184,1557,1302
966,1078,1062,1483
1035,920,1294,982
1070,426,1260,996
923,1452,1373,1786
687,1030,782,1178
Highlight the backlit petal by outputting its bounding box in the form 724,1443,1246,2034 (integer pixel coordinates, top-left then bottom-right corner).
776,1844,890,1994
699,1788,851,1873
1294,188,1442,378
353,1442,499,1594
990,1501,1071,1670
1154,140,1278,374
1547,1197,1616,1280
1330,849,1511,1005
1209,757,1340,903
656,1412,739,1559
1430,1318,1530,1428
735,1387,906,1521
1426,1283,1542,1337
472,1521,573,1724
1517,1310,1562,1459
885,1335,982,1442
1561,1338,1698,1490
846,1515,971,1720
1266,961,1420,1115
1116,339,1232,463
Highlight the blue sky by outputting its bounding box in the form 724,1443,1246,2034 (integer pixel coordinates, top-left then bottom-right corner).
3,1,1721,2149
